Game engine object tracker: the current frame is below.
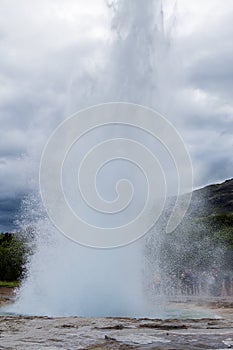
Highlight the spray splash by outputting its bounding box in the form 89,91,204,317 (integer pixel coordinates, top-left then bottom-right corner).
6,0,177,317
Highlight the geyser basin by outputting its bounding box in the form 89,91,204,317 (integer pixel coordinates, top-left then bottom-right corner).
4,235,150,318
1,304,216,319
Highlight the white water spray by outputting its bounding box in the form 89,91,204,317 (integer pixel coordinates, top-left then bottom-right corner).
6,0,180,317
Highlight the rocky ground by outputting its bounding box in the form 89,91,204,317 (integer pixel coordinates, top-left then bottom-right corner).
0,313,233,349
0,288,233,349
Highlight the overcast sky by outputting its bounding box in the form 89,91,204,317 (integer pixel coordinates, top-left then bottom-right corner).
0,0,232,231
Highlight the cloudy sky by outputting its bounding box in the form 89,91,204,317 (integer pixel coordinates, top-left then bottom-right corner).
0,0,232,231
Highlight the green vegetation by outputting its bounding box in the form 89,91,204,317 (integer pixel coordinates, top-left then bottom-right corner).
0,233,27,283
0,281,19,288
147,179,233,275
158,214,233,274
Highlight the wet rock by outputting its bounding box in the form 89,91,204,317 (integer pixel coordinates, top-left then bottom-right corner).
97,324,125,330
138,322,187,330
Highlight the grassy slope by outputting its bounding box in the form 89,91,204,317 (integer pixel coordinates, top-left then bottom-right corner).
0,281,19,288
190,178,233,245
147,178,233,273
190,178,233,216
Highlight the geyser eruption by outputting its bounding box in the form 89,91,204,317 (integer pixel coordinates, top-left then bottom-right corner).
13,220,145,317
7,0,181,317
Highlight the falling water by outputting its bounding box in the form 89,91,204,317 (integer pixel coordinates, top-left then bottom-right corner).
6,0,177,317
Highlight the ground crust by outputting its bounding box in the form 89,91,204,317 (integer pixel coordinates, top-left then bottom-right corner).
1,288,233,349
0,310,233,349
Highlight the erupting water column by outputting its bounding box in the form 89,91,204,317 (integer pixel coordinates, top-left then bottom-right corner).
7,0,179,317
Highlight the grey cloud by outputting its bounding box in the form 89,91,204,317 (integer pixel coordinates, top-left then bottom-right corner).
189,52,233,102
178,10,233,104
0,196,22,232
0,0,232,230
195,154,233,187
0,1,107,232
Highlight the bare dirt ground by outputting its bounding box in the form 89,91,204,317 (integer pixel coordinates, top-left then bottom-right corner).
0,288,233,350
0,287,14,307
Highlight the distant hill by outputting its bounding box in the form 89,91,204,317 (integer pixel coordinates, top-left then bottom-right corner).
148,178,233,273
0,196,22,232
190,178,233,217
187,178,233,248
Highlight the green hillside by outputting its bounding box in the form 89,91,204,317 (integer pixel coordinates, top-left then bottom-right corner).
190,178,233,247
190,178,233,217
147,178,233,274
